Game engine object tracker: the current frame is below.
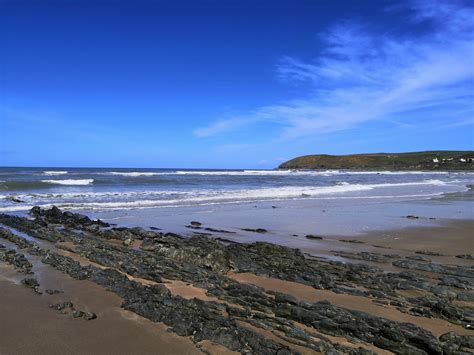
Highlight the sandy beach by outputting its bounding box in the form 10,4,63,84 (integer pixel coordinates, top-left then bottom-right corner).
0,204,472,354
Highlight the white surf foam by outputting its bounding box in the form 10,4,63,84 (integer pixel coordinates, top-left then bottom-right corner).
104,170,339,176
8,190,190,201
108,172,163,177
6,178,448,201
0,178,453,212
42,171,68,175
104,169,471,177
41,179,94,186
0,192,447,213
173,170,337,176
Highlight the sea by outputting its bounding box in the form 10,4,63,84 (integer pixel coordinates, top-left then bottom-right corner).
0,167,473,214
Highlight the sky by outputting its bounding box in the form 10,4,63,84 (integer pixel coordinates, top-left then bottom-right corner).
1,0,473,168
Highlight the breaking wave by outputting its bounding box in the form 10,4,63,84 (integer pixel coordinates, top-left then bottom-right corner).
40,179,94,186
102,169,473,177
108,172,163,177
0,179,454,212
42,171,68,176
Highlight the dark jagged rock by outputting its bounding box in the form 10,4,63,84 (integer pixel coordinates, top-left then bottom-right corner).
192,232,212,237
273,298,443,354
0,243,33,273
0,214,65,242
406,255,432,262
439,332,474,354
241,228,268,233
186,225,201,230
0,219,462,319
30,206,109,229
49,301,74,311
0,208,471,354
83,311,97,320
305,235,323,240
440,276,474,290
139,235,231,273
415,250,445,256
204,227,236,234
40,251,296,353
215,237,238,244
456,254,474,260
72,310,85,318
21,277,41,293
393,259,474,278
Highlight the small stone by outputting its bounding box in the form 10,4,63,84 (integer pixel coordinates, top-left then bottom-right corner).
72,310,85,318
83,312,97,320
21,277,41,293
49,302,73,311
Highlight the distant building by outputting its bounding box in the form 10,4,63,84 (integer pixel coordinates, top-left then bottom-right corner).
433,158,439,163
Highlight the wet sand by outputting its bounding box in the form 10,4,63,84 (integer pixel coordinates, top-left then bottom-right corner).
0,277,200,355
356,219,474,256
86,194,473,239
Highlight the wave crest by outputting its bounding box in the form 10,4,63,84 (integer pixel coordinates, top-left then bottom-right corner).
0,179,452,212
43,171,68,175
41,179,94,186
108,172,162,177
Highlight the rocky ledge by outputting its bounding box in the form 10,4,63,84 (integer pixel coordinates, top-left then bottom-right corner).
0,207,472,354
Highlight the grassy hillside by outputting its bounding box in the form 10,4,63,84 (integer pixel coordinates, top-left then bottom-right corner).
278,151,474,170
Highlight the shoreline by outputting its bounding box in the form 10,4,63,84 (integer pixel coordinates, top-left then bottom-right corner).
0,207,473,354
1,166,472,215
77,190,472,248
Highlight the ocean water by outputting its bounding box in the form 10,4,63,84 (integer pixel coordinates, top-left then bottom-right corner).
0,167,473,213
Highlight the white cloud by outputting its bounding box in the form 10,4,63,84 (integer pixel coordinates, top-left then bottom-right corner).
194,0,474,140
194,117,256,138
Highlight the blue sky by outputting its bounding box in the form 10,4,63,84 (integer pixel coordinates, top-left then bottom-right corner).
1,0,473,168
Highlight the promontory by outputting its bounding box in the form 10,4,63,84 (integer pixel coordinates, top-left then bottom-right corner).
278,151,474,170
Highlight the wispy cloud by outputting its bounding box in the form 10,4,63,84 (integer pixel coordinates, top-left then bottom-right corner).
194,0,474,140
194,117,255,138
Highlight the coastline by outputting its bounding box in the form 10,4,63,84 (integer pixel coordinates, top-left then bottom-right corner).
0,206,473,354
78,189,473,250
